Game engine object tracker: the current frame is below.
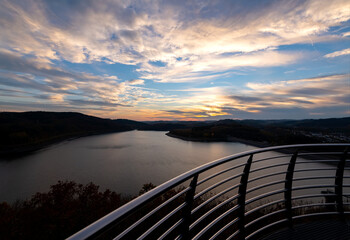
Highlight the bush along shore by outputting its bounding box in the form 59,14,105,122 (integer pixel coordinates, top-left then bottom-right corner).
0,181,159,240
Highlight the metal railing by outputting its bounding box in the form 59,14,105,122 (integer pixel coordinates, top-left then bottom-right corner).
68,144,349,240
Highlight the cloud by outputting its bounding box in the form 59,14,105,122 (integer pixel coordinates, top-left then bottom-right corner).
324,48,350,58
229,95,265,103
158,73,349,120
1,0,349,83
142,50,304,83
166,107,230,118
237,73,349,110
68,99,131,108
0,0,349,120
0,49,162,114
0,49,86,84
287,87,339,95
127,79,145,85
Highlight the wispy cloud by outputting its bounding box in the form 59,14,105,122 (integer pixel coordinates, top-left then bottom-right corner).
1,0,349,83
0,0,349,119
324,48,350,58
160,73,349,119
0,49,161,114
141,50,304,83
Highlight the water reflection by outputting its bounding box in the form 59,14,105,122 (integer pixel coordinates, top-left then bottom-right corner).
0,131,255,202
0,131,348,205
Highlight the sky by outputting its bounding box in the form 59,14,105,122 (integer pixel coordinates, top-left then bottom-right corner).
0,0,349,121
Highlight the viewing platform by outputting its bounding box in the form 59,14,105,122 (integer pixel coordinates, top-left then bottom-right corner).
68,144,350,240
262,219,350,240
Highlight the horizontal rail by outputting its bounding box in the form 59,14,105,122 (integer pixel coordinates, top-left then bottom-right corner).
192,183,241,214
227,229,240,240
246,180,286,194
245,208,286,229
245,199,286,217
292,184,337,191
137,202,186,239
294,168,338,173
292,212,343,220
292,202,336,210
192,205,240,240
246,189,286,205
209,217,239,240
250,163,290,173
190,193,240,230
297,152,344,156
158,219,183,240
246,218,289,240
293,175,335,181
116,187,190,238
292,193,336,201
248,171,286,183
197,163,247,186
252,154,292,164
194,173,243,200
295,160,340,164
68,143,350,240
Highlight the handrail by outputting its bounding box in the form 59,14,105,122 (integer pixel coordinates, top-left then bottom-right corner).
67,143,350,240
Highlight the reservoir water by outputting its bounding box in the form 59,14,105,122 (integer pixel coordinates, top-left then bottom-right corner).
0,131,256,203
0,130,348,204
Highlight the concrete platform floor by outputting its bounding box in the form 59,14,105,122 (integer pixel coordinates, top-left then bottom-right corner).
261,220,350,240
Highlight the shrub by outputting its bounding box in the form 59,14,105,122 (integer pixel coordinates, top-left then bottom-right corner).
0,181,131,240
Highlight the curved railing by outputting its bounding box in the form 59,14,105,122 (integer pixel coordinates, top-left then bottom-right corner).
68,144,349,240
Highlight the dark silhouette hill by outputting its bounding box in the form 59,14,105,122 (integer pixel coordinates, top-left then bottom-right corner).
0,112,135,157
168,117,350,146
267,118,350,133
113,118,149,129
1,111,349,157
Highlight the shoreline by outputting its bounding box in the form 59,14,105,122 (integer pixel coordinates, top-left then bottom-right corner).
165,132,345,165
165,132,269,148
0,130,131,159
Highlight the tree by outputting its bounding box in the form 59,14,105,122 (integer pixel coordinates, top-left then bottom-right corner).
0,181,131,240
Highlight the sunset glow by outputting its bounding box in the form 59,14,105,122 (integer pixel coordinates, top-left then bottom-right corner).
0,0,349,120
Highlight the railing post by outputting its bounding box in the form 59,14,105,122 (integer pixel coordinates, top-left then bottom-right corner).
237,154,253,240
285,150,298,228
179,174,198,240
335,147,348,219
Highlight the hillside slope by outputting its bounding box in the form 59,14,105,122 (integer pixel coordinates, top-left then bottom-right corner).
0,112,135,157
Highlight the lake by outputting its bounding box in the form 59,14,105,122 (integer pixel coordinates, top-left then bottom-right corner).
0,131,257,203
1,130,348,204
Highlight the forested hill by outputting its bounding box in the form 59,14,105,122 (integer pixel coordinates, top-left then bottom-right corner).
1,111,349,157
238,118,350,133
168,117,350,146
0,111,136,157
